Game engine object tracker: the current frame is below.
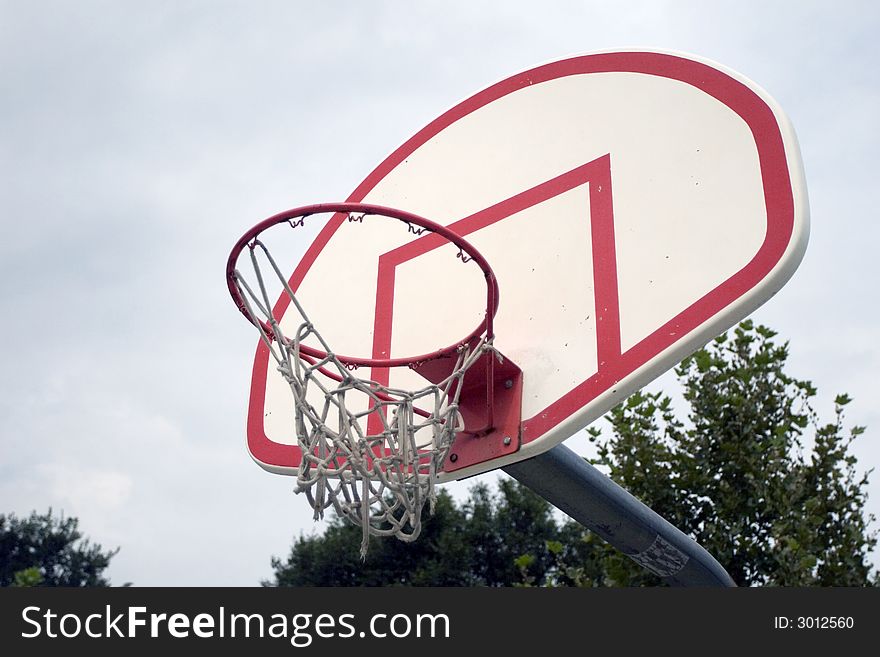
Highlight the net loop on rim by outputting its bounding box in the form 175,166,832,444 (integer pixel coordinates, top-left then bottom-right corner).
227,204,500,556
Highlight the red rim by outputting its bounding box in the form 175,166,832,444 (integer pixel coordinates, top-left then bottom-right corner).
226,202,500,368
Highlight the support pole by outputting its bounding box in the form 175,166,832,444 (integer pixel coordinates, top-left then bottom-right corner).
503,443,736,587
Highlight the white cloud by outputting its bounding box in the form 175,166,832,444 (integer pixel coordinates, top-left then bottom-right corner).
36,464,133,515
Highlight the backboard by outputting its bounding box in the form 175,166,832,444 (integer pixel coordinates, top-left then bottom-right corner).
243,49,809,482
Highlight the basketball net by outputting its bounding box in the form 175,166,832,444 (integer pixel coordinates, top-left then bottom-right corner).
232,237,492,557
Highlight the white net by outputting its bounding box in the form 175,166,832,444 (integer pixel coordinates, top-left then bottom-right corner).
232,237,491,556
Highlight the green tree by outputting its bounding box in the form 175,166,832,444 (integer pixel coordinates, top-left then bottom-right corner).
1,509,121,587
573,321,876,586
11,567,43,587
265,479,570,586
266,323,876,587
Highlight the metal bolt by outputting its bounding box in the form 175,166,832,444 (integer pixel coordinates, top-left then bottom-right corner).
504,379,513,389
449,453,458,463
503,436,512,446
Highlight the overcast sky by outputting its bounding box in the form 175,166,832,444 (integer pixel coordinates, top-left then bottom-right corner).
2,0,878,586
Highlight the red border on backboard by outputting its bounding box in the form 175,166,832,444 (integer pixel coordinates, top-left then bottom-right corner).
369,155,618,445
246,51,794,471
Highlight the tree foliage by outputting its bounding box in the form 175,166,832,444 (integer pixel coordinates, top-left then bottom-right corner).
267,323,877,586
0,509,120,587
578,321,876,586
266,479,581,586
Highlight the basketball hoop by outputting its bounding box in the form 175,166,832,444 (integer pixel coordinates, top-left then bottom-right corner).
226,203,505,555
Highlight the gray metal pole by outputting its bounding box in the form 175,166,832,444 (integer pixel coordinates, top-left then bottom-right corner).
503,443,736,587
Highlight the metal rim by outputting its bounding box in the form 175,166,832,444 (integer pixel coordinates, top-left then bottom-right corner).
226,202,500,368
